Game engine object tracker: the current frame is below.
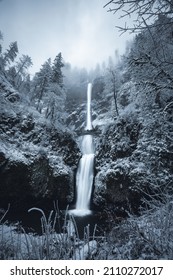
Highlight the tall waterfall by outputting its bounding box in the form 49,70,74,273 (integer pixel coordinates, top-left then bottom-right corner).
70,83,94,216
85,83,92,131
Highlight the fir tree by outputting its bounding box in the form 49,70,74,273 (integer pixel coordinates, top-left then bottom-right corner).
13,54,32,90
52,52,64,87
3,41,18,66
31,58,52,110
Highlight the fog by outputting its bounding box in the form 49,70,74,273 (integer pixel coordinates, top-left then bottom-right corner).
0,0,133,74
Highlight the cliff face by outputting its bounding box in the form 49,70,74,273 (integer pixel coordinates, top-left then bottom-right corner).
0,75,81,210
94,116,142,213
93,110,173,214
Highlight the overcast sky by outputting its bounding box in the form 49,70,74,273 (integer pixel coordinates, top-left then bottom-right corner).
0,0,134,75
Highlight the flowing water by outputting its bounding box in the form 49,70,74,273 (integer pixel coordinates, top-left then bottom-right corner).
85,83,92,131
70,83,95,216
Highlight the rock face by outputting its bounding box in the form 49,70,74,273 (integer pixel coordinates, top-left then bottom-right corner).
93,116,143,213
0,79,81,210
94,159,141,214
93,110,173,215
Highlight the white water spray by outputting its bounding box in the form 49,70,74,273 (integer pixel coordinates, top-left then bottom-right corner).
70,83,94,216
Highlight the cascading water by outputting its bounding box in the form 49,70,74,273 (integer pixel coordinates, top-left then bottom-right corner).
70,83,94,216
85,83,92,131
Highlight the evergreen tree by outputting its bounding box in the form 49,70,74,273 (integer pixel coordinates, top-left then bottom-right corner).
13,54,32,90
31,55,67,125
3,41,18,66
31,58,52,110
52,52,64,87
127,15,173,110
15,55,32,77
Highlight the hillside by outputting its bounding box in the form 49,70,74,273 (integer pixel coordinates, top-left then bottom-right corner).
0,74,81,212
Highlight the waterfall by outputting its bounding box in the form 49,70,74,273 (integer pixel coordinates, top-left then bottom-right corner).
70,83,94,216
85,83,92,131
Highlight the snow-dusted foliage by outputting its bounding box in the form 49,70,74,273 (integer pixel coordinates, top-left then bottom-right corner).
30,56,66,127
90,10,173,259
105,0,173,32
0,38,81,211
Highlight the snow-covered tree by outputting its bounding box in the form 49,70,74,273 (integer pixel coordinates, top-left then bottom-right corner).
31,58,52,111
15,55,32,77
3,41,18,67
127,15,173,110
44,82,66,124
105,0,173,32
105,67,120,116
11,54,32,90
31,57,66,125
51,52,64,87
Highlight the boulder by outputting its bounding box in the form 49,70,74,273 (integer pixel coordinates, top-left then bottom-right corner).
0,151,75,208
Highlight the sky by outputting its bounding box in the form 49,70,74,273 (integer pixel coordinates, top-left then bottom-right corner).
0,0,134,75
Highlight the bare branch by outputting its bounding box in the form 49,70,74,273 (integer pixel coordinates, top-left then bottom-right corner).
104,0,173,32
163,101,173,111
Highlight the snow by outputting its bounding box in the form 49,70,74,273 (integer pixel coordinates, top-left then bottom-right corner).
72,240,97,260
0,141,29,164
92,114,114,127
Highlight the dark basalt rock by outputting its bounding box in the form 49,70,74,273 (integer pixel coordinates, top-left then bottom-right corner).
0,88,81,211
96,118,141,165
29,153,75,204
0,151,8,170
105,170,130,203
0,151,76,209
94,110,173,215
0,159,30,199
93,117,143,213
94,164,141,214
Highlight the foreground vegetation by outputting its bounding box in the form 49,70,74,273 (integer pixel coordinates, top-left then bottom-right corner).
1,191,173,260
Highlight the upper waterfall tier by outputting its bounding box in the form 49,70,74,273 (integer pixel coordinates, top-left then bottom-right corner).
85,83,92,131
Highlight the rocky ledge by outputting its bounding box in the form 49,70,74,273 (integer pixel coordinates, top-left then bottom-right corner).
0,84,81,211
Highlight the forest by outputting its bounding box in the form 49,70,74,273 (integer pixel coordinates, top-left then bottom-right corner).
0,0,173,260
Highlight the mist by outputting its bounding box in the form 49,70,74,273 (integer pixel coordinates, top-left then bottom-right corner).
0,0,133,74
